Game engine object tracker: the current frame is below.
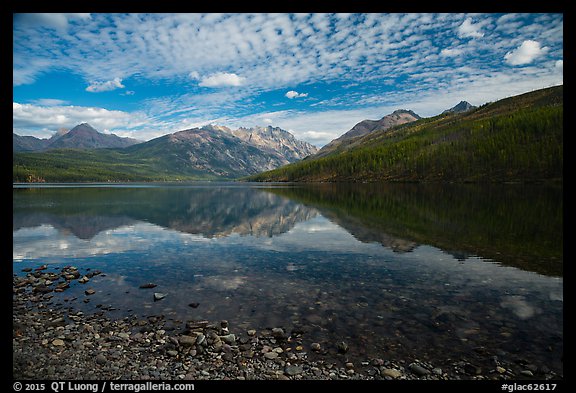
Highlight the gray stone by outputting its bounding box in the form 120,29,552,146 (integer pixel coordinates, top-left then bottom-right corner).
219,334,236,345
311,342,321,351
179,335,197,346
409,363,430,376
285,365,303,376
264,352,279,360
96,354,107,365
153,293,167,301
167,350,178,357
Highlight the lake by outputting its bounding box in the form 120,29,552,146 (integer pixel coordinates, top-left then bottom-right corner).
13,182,563,377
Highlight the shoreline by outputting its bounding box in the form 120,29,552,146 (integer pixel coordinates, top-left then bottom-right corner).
13,265,562,381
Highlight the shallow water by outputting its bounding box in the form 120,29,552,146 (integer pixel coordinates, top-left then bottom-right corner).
13,182,563,373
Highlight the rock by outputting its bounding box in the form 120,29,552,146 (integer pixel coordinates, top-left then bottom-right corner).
96,354,107,365
271,328,286,339
52,339,65,346
179,335,197,346
47,317,65,327
264,352,279,360
345,362,354,369
153,293,167,301
311,342,321,352
381,368,403,379
78,276,90,284
463,363,481,375
167,350,178,357
22,267,32,272
496,366,506,374
33,285,52,294
196,334,206,346
432,368,443,376
186,320,209,330
188,303,200,308
409,363,430,376
139,283,157,289
520,370,534,377
337,341,349,354
85,289,96,296
285,365,303,376
247,329,256,336
220,334,236,345
117,332,130,340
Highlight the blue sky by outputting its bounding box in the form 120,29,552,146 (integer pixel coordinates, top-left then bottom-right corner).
13,13,563,147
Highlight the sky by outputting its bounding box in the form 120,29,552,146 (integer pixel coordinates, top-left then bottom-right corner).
13,13,563,147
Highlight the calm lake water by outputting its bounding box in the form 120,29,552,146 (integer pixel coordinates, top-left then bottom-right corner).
13,182,563,374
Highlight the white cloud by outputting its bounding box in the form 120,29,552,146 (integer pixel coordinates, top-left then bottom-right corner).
86,77,126,92
555,59,563,70
198,72,245,87
504,40,548,66
457,17,485,38
440,48,464,57
13,13,564,146
285,90,308,99
12,102,146,137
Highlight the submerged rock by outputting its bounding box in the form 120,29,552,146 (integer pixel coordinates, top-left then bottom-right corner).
153,293,167,301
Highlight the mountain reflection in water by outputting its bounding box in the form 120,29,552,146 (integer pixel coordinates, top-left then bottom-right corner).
13,182,563,376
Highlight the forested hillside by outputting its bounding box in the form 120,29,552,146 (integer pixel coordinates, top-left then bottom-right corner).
247,86,563,183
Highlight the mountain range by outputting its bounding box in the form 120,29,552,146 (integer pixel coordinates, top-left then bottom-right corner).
13,123,141,152
13,122,318,182
247,85,563,183
13,87,561,183
316,109,422,158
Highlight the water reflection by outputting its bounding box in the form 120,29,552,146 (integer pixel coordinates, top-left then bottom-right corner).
13,185,317,240
12,183,563,376
271,183,563,277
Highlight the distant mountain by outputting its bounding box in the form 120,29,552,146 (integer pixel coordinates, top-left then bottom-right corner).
213,125,318,161
247,85,563,183
46,123,140,149
13,123,140,151
316,109,421,157
121,126,294,178
442,101,476,114
14,124,317,182
13,134,49,152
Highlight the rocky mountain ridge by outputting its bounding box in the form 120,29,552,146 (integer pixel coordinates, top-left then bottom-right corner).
316,109,421,157
13,123,140,152
442,101,476,114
